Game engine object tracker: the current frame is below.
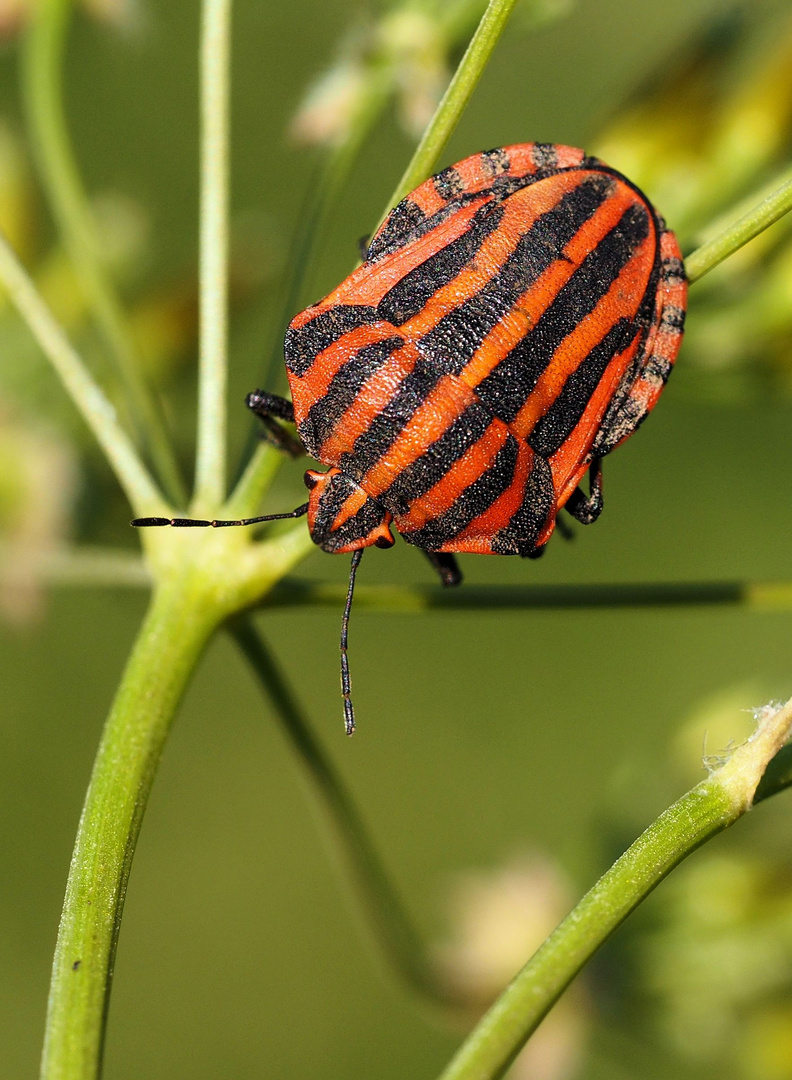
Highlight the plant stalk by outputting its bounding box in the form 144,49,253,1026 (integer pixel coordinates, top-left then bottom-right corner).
40,576,223,1080
437,700,792,1080
195,0,233,509
230,618,446,1001
376,0,521,229
22,0,186,507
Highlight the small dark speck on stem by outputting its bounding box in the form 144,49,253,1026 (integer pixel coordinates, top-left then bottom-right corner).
71,960,81,971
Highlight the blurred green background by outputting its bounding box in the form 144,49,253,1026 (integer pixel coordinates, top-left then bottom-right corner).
3,0,792,1077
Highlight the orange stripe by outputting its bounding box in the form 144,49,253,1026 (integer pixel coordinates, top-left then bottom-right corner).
317,341,423,464
455,184,638,388
452,441,533,546
328,485,368,533
359,374,475,499
325,196,490,307
400,170,598,343
410,184,447,217
509,229,656,440
549,336,641,506
291,321,402,402
399,422,507,532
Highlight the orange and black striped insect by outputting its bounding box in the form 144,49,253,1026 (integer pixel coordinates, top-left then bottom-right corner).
134,142,687,734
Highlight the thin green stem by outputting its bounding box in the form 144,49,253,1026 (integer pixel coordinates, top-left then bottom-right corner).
22,0,185,507
376,0,521,230
195,0,232,509
262,577,792,613
686,169,792,283
438,699,792,1080
21,547,151,588
0,231,164,516
41,576,222,1080
230,618,447,1001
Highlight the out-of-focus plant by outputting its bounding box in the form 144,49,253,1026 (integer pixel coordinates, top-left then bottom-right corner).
2,2,792,1079
595,11,792,399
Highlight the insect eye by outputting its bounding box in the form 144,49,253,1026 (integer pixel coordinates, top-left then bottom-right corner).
303,470,320,490
374,535,395,549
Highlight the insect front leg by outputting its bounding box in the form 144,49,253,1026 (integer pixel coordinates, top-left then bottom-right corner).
564,457,603,525
246,390,303,457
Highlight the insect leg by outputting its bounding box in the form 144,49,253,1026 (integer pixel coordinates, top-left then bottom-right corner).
246,389,303,457
422,551,463,587
564,457,603,525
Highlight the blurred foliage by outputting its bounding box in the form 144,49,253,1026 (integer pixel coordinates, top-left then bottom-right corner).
1,1,792,1079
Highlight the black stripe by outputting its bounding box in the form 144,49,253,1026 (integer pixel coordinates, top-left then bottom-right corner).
377,401,494,516
377,201,506,325
492,455,555,555
315,472,354,533
475,201,652,423
528,319,636,457
298,335,403,455
660,304,686,331
367,198,427,261
481,147,510,177
324,497,388,553
660,256,685,283
434,166,464,200
642,354,672,384
531,143,558,169
400,434,520,550
416,174,616,376
284,305,378,377
338,355,444,483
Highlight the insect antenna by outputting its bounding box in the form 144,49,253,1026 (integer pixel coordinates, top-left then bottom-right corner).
131,504,309,529
340,548,363,736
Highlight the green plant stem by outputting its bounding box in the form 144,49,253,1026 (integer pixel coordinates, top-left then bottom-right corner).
438,699,792,1080
195,0,232,509
22,0,186,507
376,0,521,230
0,231,164,516
685,170,792,282
230,618,447,1001
41,576,222,1080
262,577,792,612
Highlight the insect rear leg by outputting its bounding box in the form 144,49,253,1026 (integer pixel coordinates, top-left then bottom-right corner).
246,389,303,457
422,550,463,587
564,457,603,525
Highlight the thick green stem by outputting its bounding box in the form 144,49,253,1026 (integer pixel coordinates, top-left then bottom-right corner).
195,0,233,509
230,618,446,1001
376,0,521,229
40,576,223,1080
22,0,186,507
437,700,792,1080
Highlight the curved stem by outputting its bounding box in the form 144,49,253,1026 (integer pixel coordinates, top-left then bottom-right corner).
230,618,448,1001
375,0,522,230
195,0,232,509
438,699,792,1080
22,0,186,507
0,231,164,516
685,168,792,283
41,577,222,1080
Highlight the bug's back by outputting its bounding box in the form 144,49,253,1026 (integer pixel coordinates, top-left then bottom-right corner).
284,143,685,555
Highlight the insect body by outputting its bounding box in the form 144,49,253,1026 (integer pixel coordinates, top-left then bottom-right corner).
283,142,686,561
134,143,687,732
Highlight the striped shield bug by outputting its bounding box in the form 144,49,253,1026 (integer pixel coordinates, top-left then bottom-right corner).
134,142,687,734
